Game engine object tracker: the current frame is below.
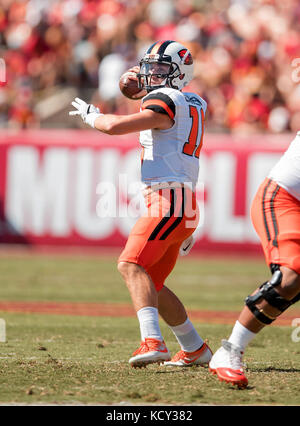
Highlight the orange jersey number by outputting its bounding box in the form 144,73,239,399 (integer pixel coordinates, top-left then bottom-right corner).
182,106,204,159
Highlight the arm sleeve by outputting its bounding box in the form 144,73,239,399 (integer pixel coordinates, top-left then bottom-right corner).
141,92,176,120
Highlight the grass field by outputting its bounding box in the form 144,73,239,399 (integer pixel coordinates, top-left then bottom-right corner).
0,252,299,406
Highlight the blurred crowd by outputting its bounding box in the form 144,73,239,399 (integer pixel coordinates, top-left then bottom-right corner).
0,0,299,133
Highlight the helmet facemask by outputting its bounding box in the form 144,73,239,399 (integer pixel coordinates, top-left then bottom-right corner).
137,57,181,92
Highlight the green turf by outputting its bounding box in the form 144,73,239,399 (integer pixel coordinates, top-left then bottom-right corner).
0,313,299,406
0,255,271,310
0,254,299,405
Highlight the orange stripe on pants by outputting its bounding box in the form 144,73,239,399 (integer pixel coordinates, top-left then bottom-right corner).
118,187,199,291
251,178,300,274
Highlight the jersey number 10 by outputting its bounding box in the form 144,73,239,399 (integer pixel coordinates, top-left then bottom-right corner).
182,106,204,159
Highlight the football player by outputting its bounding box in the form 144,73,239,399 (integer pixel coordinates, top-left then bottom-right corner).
209,131,300,388
69,40,212,368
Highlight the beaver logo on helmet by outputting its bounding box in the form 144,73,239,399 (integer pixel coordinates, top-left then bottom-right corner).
178,49,193,65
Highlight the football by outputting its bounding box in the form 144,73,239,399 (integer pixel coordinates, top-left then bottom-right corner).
119,71,144,99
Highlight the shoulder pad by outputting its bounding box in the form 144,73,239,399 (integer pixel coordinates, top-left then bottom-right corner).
142,89,177,119
183,92,207,111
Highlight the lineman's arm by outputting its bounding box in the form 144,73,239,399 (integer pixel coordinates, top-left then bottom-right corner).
69,97,173,134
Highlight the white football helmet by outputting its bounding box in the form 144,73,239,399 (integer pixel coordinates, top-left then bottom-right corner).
137,40,194,92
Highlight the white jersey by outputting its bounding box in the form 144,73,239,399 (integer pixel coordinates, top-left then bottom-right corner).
139,87,207,188
268,131,300,201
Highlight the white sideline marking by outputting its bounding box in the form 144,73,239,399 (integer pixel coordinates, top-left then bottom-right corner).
0,318,6,342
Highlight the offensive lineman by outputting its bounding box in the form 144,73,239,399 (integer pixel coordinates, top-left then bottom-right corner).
69,40,212,368
209,131,300,388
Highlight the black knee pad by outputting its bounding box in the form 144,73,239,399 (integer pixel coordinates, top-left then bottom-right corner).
245,266,297,325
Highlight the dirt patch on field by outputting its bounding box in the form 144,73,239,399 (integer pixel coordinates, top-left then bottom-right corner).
0,301,299,326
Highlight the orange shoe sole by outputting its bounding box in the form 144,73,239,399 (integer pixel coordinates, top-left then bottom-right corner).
209,367,248,389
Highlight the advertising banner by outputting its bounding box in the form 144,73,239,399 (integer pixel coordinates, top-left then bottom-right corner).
0,130,292,253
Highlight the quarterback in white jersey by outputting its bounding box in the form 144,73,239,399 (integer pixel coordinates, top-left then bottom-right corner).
69,40,212,369
209,132,300,388
140,87,207,188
